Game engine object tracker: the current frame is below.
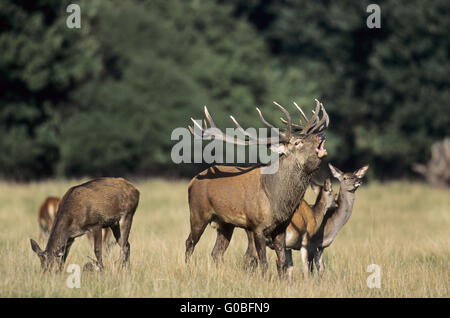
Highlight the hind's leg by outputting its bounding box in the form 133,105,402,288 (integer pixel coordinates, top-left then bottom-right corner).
118,214,134,267
314,247,325,277
243,230,258,270
285,249,294,282
102,228,114,253
93,227,104,270
211,222,234,263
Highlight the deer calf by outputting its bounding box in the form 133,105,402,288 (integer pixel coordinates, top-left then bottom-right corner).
30,177,139,272
243,178,335,279
307,163,369,276
38,197,60,236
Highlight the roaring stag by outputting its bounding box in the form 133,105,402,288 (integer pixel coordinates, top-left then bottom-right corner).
30,178,139,272
243,178,335,278
186,99,329,275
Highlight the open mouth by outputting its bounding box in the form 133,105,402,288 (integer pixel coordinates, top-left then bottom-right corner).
316,140,327,158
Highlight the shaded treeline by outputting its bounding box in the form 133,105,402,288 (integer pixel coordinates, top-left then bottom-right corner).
0,0,449,180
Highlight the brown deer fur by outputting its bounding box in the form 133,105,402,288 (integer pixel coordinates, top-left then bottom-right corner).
30,177,139,272
243,178,334,277
38,197,60,235
186,100,329,276
38,197,113,249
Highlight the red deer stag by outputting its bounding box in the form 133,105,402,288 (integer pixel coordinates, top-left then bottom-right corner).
30,178,139,272
186,99,329,276
243,178,335,278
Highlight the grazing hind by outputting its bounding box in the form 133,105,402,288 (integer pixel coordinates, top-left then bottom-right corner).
37,196,114,251
30,178,139,273
307,163,369,276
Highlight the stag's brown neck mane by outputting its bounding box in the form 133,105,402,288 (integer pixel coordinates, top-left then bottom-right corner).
261,154,314,226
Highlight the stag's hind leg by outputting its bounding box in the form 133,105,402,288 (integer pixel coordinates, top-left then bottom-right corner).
211,222,234,263
185,207,210,264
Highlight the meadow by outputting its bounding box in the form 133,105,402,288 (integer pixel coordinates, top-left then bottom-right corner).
0,178,448,297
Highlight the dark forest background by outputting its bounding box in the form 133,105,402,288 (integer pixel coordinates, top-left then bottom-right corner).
0,0,449,180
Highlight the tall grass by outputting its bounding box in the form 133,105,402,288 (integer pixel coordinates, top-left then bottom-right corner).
0,179,448,297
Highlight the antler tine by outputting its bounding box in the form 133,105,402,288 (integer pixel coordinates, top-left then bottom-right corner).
230,115,257,140
301,100,321,134
293,102,308,122
280,117,303,131
310,100,329,133
273,101,292,141
204,106,217,129
256,107,276,130
191,106,282,146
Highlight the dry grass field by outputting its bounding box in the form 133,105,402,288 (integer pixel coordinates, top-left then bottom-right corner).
0,178,448,297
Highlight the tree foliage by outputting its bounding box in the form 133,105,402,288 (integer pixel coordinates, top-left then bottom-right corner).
0,0,448,179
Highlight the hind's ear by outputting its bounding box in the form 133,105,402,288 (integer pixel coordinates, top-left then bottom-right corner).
30,238,43,256
328,163,343,180
355,165,369,178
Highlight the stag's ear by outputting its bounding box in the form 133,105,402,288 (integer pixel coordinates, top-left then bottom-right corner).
355,165,369,178
328,163,343,180
30,238,43,256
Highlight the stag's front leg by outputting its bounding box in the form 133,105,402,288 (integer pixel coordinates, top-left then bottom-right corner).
243,230,258,270
273,231,287,278
253,231,268,276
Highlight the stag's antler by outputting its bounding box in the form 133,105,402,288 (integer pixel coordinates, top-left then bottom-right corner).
188,106,282,145
279,99,329,135
189,99,329,145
